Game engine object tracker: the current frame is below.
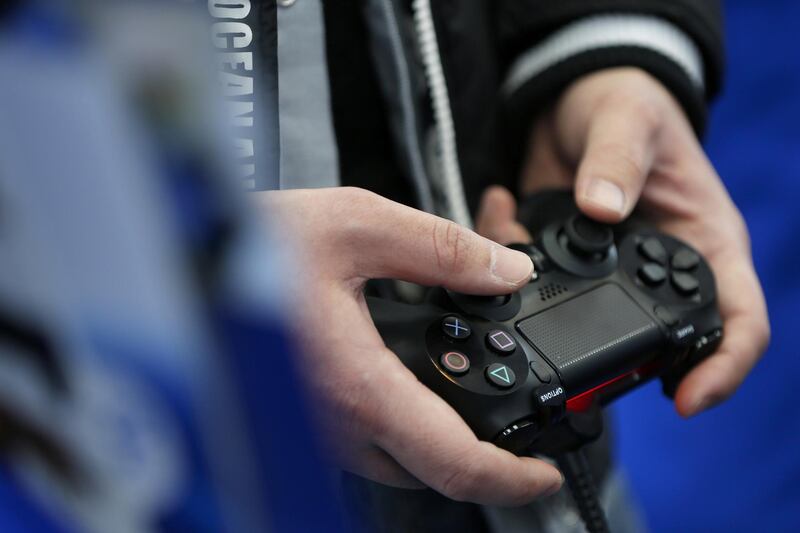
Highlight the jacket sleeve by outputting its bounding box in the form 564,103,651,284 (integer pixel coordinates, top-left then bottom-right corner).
495,1,724,143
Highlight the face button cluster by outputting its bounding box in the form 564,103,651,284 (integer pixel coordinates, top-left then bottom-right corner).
435,316,524,392
636,237,701,297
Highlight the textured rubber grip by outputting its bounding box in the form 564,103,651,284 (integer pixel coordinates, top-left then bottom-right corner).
557,449,609,533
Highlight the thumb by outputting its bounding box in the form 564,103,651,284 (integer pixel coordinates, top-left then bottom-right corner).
476,186,533,245
344,190,534,294
574,105,660,223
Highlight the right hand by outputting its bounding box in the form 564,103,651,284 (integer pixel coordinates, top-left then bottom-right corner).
255,187,563,505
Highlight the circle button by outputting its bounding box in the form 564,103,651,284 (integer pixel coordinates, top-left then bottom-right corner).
440,351,470,375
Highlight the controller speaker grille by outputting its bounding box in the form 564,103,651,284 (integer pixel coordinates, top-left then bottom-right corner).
538,283,568,301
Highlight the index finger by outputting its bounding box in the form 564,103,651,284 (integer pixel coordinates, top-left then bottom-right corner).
370,351,563,505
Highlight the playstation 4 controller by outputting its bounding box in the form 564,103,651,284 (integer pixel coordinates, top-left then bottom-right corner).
368,198,723,455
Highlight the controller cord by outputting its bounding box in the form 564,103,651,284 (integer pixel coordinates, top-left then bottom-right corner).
556,449,610,533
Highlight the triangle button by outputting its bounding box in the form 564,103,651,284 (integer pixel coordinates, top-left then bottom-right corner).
486,363,516,389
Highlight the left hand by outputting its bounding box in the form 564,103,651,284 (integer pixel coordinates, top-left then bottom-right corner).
477,67,770,417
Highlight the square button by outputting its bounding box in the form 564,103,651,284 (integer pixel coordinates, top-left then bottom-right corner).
486,329,516,354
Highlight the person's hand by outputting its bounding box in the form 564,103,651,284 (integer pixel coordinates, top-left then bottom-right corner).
478,67,769,417
256,187,563,504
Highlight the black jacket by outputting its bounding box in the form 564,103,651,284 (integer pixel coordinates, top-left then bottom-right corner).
320,0,723,212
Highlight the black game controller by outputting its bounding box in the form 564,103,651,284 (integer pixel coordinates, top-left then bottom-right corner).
368,198,723,456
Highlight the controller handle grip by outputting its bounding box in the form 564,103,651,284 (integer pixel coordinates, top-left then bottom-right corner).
367,297,441,367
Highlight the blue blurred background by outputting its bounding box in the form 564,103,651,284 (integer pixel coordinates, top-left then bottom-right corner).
0,4,345,532
613,1,800,531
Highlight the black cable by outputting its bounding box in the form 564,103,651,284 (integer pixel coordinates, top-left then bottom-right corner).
557,448,610,533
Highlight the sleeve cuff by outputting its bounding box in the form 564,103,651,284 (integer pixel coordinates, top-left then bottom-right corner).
503,14,705,97
500,14,709,167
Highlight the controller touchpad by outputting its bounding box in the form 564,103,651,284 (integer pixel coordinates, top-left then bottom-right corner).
516,283,661,396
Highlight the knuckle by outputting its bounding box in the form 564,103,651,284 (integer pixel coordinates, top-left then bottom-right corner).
432,219,474,275
331,187,383,251
440,461,481,502
334,362,405,439
328,372,386,436
597,75,666,129
624,96,664,132
338,186,379,210
615,146,647,181
592,141,647,182
755,319,772,351
734,216,753,250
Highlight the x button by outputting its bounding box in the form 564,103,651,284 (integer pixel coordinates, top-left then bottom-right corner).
442,316,471,340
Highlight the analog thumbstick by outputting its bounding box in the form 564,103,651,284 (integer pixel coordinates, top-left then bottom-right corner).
564,215,614,256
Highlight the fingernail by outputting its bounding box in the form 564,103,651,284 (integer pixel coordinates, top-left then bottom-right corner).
690,395,720,416
543,474,564,497
584,179,626,214
491,246,534,286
